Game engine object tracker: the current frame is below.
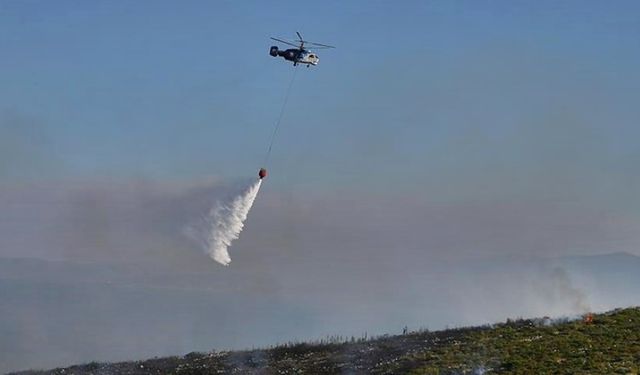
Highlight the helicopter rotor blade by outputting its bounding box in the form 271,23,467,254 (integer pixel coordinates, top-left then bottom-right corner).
306,41,335,48
306,46,334,50
270,37,300,48
296,31,303,41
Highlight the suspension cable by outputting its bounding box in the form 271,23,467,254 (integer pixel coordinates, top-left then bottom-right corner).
263,66,298,166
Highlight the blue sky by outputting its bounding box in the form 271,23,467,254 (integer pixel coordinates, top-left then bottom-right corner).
2,1,639,196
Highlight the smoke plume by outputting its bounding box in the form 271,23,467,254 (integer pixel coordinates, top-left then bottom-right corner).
187,178,262,265
547,266,591,314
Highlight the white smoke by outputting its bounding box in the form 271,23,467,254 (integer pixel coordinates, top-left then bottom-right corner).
187,178,262,266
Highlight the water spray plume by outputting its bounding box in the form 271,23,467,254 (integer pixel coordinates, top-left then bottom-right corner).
189,174,263,266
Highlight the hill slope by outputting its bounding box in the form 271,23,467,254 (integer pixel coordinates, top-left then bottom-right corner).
14,307,640,374
3,253,640,372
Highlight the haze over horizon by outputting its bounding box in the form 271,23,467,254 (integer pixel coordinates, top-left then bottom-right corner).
1,0,640,372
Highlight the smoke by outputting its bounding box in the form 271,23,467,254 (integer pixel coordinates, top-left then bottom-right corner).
187,178,262,266
546,266,591,314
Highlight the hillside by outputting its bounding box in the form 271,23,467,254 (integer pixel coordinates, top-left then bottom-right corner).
4,252,640,373
14,307,640,374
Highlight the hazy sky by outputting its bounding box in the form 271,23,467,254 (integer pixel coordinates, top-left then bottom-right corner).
1,0,639,257
1,1,640,372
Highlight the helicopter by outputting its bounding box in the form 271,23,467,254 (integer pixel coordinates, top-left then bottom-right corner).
269,32,335,67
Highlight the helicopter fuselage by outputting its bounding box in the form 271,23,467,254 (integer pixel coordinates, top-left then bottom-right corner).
270,46,319,66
